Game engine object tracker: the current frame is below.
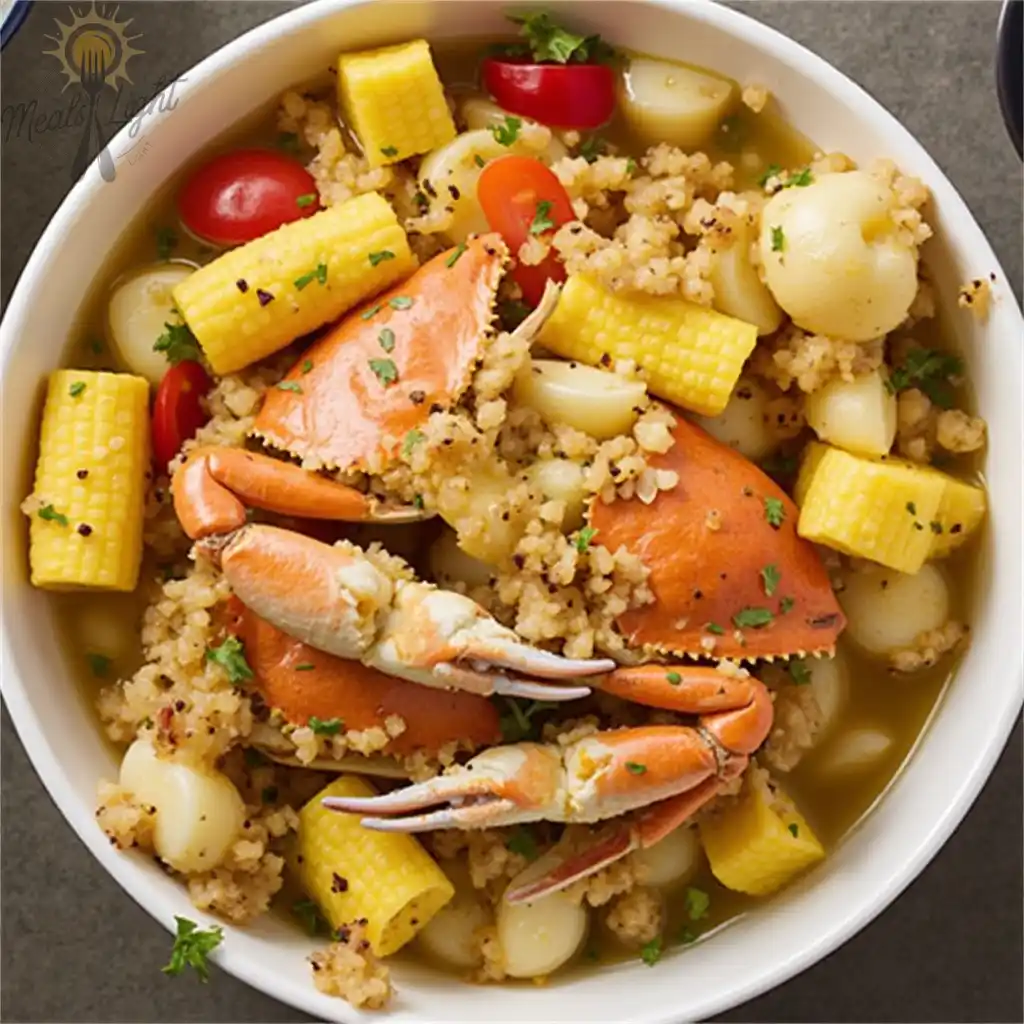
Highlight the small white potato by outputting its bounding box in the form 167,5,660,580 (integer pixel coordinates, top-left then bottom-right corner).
708,222,784,336
692,377,775,460
759,171,919,342
513,359,647,441
840,563,950,657
525,458,588,531
497,887,587,979
621,59,736,151
434,467,522,565
417,862,490,970
807,653,849,739
119,738,245,873
459,96,569,164
633,825,702,889
428,527,494,590
820,728,894,776
804,370,897,457
108,263,194,384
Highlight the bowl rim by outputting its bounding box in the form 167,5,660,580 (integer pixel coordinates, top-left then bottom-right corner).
1,1,1022,1021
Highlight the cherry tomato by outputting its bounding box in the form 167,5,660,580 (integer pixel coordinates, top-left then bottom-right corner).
152,360,213,470
478,155,576,307
482,59,616,130
177,149,319,247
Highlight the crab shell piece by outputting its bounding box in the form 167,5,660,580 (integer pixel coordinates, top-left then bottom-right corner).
253,233,509,472
590,413,845,660
225,597,501,757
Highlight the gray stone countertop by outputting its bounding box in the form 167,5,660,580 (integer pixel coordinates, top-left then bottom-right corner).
1,2,1021,1021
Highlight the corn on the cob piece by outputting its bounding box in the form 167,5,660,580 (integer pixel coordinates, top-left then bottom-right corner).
172,193,415,375
296,776,454,956
24,370,149,591
537,274,757,417
699,770,824,896
796,444,986,571
337,40,456,169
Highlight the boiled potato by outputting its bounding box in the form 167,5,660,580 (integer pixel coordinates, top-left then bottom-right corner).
708,222,784,335
119,738,245,873
759,171,919,342
435,466,523,564
428,527,494,589
525,458,588,531
108,263,194,384
459,96,569,164
840,563,950,657
692,377,775,460
820,728,893,776
633,825,702,889
514,359,647,441
417,862,490,970
807,653,849,739
805,370,896,457
621,58,736,151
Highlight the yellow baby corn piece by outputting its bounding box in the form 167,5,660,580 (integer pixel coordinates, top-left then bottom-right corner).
926,472,987,558
172,193,415,375
296,776,454,956
25,370,149,592
537,274,757,417
699,772,824,897
337,40,457,168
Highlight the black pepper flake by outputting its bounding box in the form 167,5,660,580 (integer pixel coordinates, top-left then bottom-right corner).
501,511,510,521
913,522,924,531
174,699,186,711
483,245,497,256
256,288,274,306
442,437,454,446
693,589,703,600
951,523,963,534
429,402,444,414
741,486,753,497
331,873,349,893
599,353,612,367
409,390,426,405
236,279,249,293
336,925,351,944
77,523,93,537
448,184,461,200
513,554,525,569
423,180,438,198
76,469,89,479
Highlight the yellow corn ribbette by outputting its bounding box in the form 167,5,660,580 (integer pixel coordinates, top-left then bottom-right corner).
796,444,986,572
25,370,149,591
699,772,824,897
172,193,415,375
537,274,757,417
337,40,456,168
296,776,454,956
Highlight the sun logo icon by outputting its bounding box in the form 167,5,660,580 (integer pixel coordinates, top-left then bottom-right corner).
43,2,144,92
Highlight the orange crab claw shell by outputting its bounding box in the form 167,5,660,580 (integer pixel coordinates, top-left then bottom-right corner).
590,413,845,661
595,665,762,714
254,234,509,473
701,678,774,756
227,598,501,756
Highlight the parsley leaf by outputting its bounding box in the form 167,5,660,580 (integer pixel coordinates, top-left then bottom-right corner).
764,497,786,528
369,250,395,267
292,899,328,936
498,697,557,742
788,658,812,685
369,358,399,386
506,826,538,861
308,716,343,735
625,761,647,775
295,263,328,290
402,429,425,457
277,381,303,393
705,622,725,635
154,321,201,365
87,652,111,677
732,607,774,629
786,167,813,187
886,347,964,408
205,636,253,685
380,145,399,157
69,380,86,398
445,242,469,268
684,887,710,921
508,12,614,64
666,671,682,685
301,359,313,374
788,822,800,838
361,303,383,321
529,199,556,235
389,296,414,310
758,163,782,188
295,662,315,672
38,504,69,526
779,596,795,615
770,225,785,252
575,525,597,552
489,115,522,146
640,937,662,966
295,193,318,208
578,135,607,163
156,226,177,260
162,916,224,983
474,154,487,168
378,328,396,353
760,563,781,597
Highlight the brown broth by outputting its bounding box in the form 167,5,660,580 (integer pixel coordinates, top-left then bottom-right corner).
47,36,979,972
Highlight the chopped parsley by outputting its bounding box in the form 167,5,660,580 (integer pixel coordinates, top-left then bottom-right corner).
625,156,637,175
770,225,785,252
640,937,662,966
380,145,399,157
361,303,383,321
886,347,964,408
38,504,69,526
389,296,414,310
474,154,487,168
292,899,328,936
625,761,647,775
156,226,178,260
162,916,224,982
788,658,812,685
402,429,425,457
575,525,597,552
276,132,300,153
445,242,469,268
295,193,317,208
506,826,538,861
498,697,557,743
308,716,343,735
684,886,710,921
154,321,201,365
764,496,786,528
666,671,682,685
760,563,781,597
294,663,316,673
578,135,607,163
369,357,399,386
732,607,774,630
276,381,303,393
758,163,782,187
87,652,111,677
368,250,396,267
294,263,328,290
505,11,615,64
788,822,800,838
779,595,796,615
489,115,522,146
412,493,425,510
301,359,313,374
529,199,556,235
787,167,813,187
205,636,253,685
68,380,86,398
378,327,396,353
705,622,725,636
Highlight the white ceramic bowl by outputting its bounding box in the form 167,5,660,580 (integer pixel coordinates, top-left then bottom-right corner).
2,2,1021,1021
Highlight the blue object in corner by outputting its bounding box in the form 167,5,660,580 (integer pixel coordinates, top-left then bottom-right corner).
996,0,1023,158
1,0,33,50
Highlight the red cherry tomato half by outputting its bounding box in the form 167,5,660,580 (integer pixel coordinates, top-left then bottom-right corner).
152,360,213,470
478,155,576,307
177,149,319,247
482,59,616,130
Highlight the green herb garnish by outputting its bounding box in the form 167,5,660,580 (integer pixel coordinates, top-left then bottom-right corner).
412,493,425,510
380,145,399,157
498,697,557,743
732,607,774,629
788,823,800,837
445,242,468,268
369,250,396,267
474,154,487,168
770,225,785,252
361,303,383,321
295,263,328,290
575,525,597,552
764,497,786,528
640,937,662,966
308,716,343,735
506,11,615,64
205,636,253,685
788,658,812,685
578,135,607,163
389,296,414,310
295,193,317,208
295,662,315,672
261,785,279,804
780,596,795,615
154,321,201,365
886,347,964,408
498,300,531,330
156,226,177,260
506,826,538,861
705,622,725,636
162,917,224,982
760,563,781,597
758,163,782,187
292,899,327,936
490,115,522,146
666,671,682,685
276,132,300,154
625,761,647,775
38,504,69,526
529,199,556,235
276,381,303,393
402,429,425,457
684,887,710,921
378,328,396,353
369,358,399,386
786,167,813,187
69,381,86,398
301,359,313,374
